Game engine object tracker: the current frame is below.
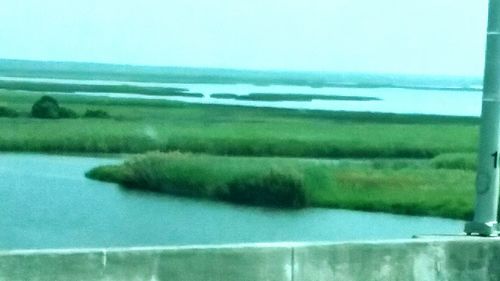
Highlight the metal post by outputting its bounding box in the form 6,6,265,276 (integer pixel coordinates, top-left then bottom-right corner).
465,0,500,236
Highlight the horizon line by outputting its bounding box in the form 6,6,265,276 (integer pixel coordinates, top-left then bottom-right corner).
0,57,483,79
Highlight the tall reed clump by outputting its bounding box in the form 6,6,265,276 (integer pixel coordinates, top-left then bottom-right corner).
220,168,306,208
86,151,309,208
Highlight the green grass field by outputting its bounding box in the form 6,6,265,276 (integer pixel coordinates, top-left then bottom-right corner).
0,90,478,158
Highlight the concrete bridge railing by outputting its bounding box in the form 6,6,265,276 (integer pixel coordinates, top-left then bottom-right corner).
1,237,500,281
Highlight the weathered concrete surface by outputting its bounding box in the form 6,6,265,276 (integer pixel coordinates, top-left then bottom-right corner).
0,243,293,281
293,237,500,281
1,238,500,281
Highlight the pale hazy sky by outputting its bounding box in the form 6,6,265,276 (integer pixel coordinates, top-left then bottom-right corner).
0,0,489,75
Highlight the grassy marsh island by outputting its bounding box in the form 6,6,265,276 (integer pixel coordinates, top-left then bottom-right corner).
0,80,202,98
87,152,475,219
0,85,481,219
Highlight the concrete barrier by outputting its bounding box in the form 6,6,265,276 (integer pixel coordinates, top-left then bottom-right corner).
1,237,500,281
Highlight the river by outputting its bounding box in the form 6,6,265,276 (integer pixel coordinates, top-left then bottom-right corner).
0,153,464,250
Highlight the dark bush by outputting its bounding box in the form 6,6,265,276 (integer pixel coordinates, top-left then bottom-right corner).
0,106,19,117
31,95,60,119
31,96,79,119
58,107,79,118
222,168,308,208
84,109,110,118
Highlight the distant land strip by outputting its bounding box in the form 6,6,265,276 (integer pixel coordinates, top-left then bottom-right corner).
210,93,381,102
0,80,203,98
0,59,483,92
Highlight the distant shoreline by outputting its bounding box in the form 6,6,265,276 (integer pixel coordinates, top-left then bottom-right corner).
0,58,482,91
0,74,482,93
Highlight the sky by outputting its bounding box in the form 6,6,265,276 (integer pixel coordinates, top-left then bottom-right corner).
0,0,490,76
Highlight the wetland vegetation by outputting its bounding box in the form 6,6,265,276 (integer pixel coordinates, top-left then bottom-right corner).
0,75,482,219
87,152,475,219
0,90,477,157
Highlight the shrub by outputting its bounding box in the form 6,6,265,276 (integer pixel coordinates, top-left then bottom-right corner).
31,96,79,119
431,153,476,170
84,109,110,118
58,107,79,118
0,106,19,117
222,168,308,208
31,95,60,119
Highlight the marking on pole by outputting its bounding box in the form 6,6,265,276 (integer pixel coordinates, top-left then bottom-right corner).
482,98,500,102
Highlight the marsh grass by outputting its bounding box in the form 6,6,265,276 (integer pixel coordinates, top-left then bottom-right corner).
431,153,477,170
88,152,309,208
83,109,111,118
0,91,478,158
87,152,475,219
314,167,474,219
221,168,307,208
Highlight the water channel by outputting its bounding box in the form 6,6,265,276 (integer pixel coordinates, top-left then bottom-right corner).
0,153,464,250
0,76,482,116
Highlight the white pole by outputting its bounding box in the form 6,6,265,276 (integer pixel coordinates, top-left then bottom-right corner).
465,0,500,236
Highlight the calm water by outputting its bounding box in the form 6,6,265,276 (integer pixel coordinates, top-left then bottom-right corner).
1,76,481,116
0,153,464,250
